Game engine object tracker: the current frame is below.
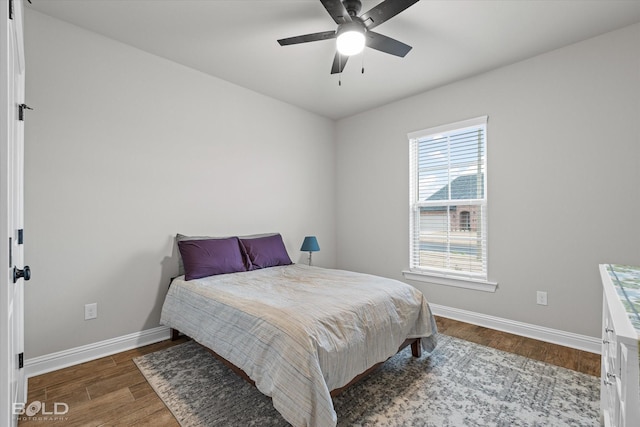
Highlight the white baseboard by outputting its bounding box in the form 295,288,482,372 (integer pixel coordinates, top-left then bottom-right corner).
430,303,601,354
24,326,171,379
21,305,600,387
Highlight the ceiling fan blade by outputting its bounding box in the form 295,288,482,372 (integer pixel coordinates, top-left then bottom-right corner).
320,0,352,24
331,51,349,74
278,30,337,46
360,0,420,30
366,31,412,57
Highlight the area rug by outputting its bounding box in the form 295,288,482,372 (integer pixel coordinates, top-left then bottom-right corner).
133,334,600,426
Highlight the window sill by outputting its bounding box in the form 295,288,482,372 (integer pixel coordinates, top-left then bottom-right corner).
402,270,498,293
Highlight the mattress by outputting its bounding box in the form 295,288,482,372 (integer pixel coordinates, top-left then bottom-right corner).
160,264,437,427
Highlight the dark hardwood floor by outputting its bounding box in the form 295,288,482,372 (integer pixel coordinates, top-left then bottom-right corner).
435,317,600,377
19,317,600,426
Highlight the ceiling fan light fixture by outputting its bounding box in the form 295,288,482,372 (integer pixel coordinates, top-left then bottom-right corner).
277,0,418,74
336,23,365,56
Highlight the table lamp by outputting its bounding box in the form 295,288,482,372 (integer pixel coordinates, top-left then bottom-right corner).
300,236,320,266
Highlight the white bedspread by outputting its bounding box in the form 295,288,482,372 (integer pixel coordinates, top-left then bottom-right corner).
160,264,437,427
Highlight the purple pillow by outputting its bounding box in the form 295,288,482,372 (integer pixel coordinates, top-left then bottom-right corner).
240,234,292,269
178,237,247,280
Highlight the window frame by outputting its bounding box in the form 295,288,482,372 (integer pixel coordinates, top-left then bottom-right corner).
402,116,497,292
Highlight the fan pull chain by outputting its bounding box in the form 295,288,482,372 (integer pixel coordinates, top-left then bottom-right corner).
361,50,365,74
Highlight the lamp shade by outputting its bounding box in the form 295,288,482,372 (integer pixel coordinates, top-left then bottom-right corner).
300,236,320,252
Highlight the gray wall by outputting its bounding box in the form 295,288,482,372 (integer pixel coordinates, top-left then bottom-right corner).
335,23,640,338
23,11,336,358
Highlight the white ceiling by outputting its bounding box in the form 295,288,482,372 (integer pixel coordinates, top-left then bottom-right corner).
28,0,640,120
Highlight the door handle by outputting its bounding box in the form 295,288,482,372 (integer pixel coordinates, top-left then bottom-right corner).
13,265,31,283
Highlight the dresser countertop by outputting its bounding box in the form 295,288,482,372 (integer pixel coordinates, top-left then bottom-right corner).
605,264,640,334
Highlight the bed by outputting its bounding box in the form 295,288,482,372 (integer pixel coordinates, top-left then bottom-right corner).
160,234,437,427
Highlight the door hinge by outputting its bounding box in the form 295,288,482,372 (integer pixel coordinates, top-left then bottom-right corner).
18,104,33,121
18,352,24,369
17,229,23,245
9,0,32,18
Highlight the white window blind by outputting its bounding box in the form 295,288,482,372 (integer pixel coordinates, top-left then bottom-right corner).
408,116,488,281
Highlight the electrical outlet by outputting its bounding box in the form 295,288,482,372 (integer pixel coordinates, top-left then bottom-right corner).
85,303,97,320
536,291,548,306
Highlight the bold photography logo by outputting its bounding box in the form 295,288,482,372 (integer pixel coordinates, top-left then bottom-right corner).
13,401,69,420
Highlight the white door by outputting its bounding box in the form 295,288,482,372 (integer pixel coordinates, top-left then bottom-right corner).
1,0,27,426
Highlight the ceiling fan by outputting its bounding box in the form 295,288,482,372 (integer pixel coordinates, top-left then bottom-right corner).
278,0,420,74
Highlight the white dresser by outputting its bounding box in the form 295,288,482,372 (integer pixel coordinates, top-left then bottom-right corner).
599,264,640,427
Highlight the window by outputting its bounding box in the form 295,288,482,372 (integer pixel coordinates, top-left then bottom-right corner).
406,116,489,286
459,211,471,231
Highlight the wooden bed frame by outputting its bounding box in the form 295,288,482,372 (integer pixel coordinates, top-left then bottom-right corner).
170,328,421,397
